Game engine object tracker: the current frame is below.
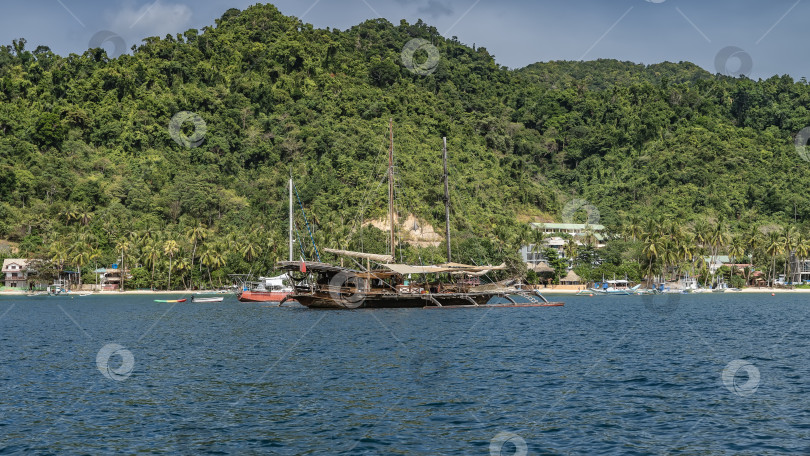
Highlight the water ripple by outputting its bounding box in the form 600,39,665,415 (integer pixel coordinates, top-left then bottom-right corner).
1,294,810,454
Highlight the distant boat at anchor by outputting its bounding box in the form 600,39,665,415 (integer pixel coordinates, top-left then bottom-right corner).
237,274,292,302
191,295,225,303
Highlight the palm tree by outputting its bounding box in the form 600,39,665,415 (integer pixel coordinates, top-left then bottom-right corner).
795,234,810,284
677,232,695,279
142,241,161,290
529,229,546,267
241,237,258,263
60,203,79,225
642,234,661,285
561,234,577,268
581,225,598,248
174,257,191,290
745,225,763,286
516,224,533,253
709,218,730,264
692,255,708,286
200,245,226,289
643,216,664,240
747,225,762,253
765,231,785,286
70,242,96,290
163,239,180,291
199,246,214,289
259,231,281,271
624,214,642,241
659,238,679,281
728,235,746,281
211,248,227,288
185,223,208,289
492,225,514,255
781,225,798,281
49,241,68,274
75,206,93,226
693,219,710,250
115,237,131,292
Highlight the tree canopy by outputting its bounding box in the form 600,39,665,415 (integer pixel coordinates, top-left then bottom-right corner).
2,4,810,286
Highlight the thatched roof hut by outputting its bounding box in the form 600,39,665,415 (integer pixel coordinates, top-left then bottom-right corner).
560,270,582,285
532,262,554,274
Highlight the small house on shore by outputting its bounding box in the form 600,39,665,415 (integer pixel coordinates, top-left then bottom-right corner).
93,267,130,291
560,270,582,285
2,259,31,289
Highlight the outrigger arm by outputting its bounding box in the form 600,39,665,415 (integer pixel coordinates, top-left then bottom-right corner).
424,294,443,307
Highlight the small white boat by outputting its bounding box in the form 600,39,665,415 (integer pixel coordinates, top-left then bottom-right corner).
47,286,68,296
711,277,728,292
191,296,224,303
588,279,638,295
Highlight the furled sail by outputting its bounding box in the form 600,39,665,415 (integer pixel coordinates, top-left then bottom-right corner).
323,248,394,263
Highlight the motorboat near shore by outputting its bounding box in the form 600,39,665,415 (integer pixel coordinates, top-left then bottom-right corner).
236,274,292,303
276,260,563,309
190,296,225,303
577,279,640,295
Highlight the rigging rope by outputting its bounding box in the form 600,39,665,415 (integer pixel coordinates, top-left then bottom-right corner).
293,219,307,261
347,123,391,250
292,180,321,262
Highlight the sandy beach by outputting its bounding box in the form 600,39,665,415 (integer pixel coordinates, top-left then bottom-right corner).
0,289,232,296
537,287,810,295
4,287,809,297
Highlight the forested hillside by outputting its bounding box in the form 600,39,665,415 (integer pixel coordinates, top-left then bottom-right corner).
1,3,810,287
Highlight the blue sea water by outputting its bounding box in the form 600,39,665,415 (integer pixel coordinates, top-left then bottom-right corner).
1,292,809,455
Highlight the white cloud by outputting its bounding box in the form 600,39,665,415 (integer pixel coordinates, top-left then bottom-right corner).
108,1,193,40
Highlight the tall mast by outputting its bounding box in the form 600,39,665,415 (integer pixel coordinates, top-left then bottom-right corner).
289,174,293,262
443,137,451,262
388,119,395,259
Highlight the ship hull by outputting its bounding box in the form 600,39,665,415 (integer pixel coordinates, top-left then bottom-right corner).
289,292,498,309
238,290,290,302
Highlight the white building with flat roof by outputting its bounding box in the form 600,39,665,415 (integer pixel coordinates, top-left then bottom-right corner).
2,259,31,288
531,222,606,238
521,223,606,266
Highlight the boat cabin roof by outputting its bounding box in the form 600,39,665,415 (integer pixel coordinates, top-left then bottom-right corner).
276,261,357,274
276,260,502,278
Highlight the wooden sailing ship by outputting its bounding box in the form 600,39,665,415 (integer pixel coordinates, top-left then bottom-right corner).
277,120,563,309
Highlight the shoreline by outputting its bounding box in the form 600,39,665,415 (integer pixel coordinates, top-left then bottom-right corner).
0,289,233,296
536,287,810,295
3,287,807,297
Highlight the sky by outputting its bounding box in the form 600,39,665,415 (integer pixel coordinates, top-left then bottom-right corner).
1,0,808,80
